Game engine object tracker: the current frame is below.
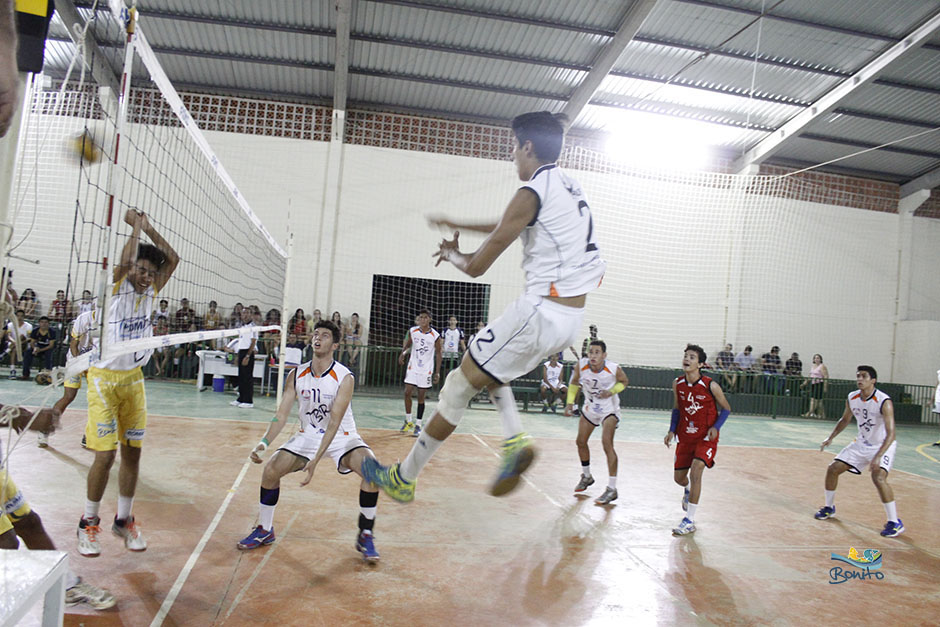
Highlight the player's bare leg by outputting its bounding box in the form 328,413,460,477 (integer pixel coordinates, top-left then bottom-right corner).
401,383,416,433
594,416,618,505
574,418,595,492
238,450,304,550
346,448,381,561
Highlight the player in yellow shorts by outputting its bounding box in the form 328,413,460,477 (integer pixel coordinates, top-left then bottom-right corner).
0,403,115,609
77,210,179,557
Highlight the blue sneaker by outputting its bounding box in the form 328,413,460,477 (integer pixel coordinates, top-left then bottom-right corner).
361,457,416,503
356,530,380,562
880,519,905,537
412,424,422,438
672,517,696,536
682,487,690,512
237,525,275,550
814,505,836,520
489,433,536,497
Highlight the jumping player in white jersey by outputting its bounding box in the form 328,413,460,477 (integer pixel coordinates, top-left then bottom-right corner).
237,321,382,561
539,353,566,413
565,340,628,505
364,111,606,502
77,210,179,557
815,365,904,537
399,310,442,437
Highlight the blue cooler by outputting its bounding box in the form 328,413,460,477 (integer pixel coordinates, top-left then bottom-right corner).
212,375,225,392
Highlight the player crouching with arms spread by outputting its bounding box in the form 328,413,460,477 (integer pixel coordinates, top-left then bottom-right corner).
238,320,382,561
815,365,904,537
664,344,731,536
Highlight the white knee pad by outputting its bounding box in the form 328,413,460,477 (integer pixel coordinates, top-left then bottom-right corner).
437,368,479,426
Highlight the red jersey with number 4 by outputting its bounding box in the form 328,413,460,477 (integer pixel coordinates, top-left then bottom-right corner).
675,375,718,443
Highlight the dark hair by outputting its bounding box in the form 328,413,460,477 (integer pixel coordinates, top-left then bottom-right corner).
857,365,877,380
137,243,167,269
15,308,24,315
417,309,430,317
209,300,217,307
814,354,823,362
511,111,566,162
314,320,341,344
589,339,606,353
771,346,780,352
685,343,707,364
745,345,752,352
39,315,49,322
160,299,168,306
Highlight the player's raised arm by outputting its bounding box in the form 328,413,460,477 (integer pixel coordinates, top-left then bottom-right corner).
433,188,538,278
427,214,499,234
599,366,628,399
140,214,180,292
114,210,144,284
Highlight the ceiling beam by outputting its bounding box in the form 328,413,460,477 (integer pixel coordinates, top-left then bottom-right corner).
561,0,657,123
54,0,120,93
333,0,351,114
900,166,940,196
732,9,940,172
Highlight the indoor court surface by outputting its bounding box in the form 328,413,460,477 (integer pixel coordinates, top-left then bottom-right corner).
1,380,938,626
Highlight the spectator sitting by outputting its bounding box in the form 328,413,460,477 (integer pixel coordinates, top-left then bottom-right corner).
343,312,363,370
227,302,244,328
22,315,56,380
150,318,170,377
761,346,784,395
733,345,758,392
4,309,32,379
204,300,222,330
17,288,39,321
153,298,170,325
48,289,71,325
75,289,94,315
289,308,307,337
174,298,195,333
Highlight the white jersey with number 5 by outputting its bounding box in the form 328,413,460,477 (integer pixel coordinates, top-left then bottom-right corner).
295,360,357,435
848,388,890,447
520,164,606,298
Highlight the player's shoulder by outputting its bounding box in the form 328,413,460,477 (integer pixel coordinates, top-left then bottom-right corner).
331,360,353,381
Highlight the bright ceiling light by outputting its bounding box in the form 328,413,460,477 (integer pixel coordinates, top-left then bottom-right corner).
599,109,736,171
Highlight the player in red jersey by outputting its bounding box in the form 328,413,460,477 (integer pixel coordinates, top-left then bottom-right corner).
663,344,731,536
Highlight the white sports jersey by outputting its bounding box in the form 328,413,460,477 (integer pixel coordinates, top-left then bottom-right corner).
543,361,563,387
519,164,606,297
70,309,98,355
295,360,357,435
578,357,620,417
848,388,891,447
407,326,439,374
97,277,154,371
442,327,464,355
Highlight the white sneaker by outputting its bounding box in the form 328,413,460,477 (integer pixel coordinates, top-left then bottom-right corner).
238,402,254,408
37,432,48,448
672,517,696,536
66,578,116,609
229,400,241,406
112,516,147,551
77,516,102,556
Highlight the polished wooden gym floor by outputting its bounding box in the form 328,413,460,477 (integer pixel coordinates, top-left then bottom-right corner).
2,379,938,626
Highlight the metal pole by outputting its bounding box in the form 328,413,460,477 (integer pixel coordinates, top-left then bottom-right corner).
275,233,293,408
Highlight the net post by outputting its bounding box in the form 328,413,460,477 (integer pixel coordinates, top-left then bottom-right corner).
275,233,294,407
95,7,136,362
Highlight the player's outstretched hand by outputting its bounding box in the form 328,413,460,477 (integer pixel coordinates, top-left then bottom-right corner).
249,443,266,464
598,389,612,399
299,459,318,487
32,407,61,434
433,372,440,385
397,352,405,366
819,438,831,452
663,431,674,448
433,231,460,267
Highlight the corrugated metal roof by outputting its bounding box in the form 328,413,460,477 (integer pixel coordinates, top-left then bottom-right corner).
38,0,940,187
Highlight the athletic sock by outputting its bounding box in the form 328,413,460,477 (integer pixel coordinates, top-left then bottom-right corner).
416,403,425,426
358,490,378,531
824,489,835,508
883,500,898,523
116,495,134,521
608,476,617,489
490,387,523,439
259,487,279,531
399,430,444,481
84,500,100,521
581,460,592,479
405,412,413,425
686,503,698,521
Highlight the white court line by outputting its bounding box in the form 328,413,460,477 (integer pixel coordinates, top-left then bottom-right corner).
224,512,299,620
150,458,252,627
469,433,563,508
